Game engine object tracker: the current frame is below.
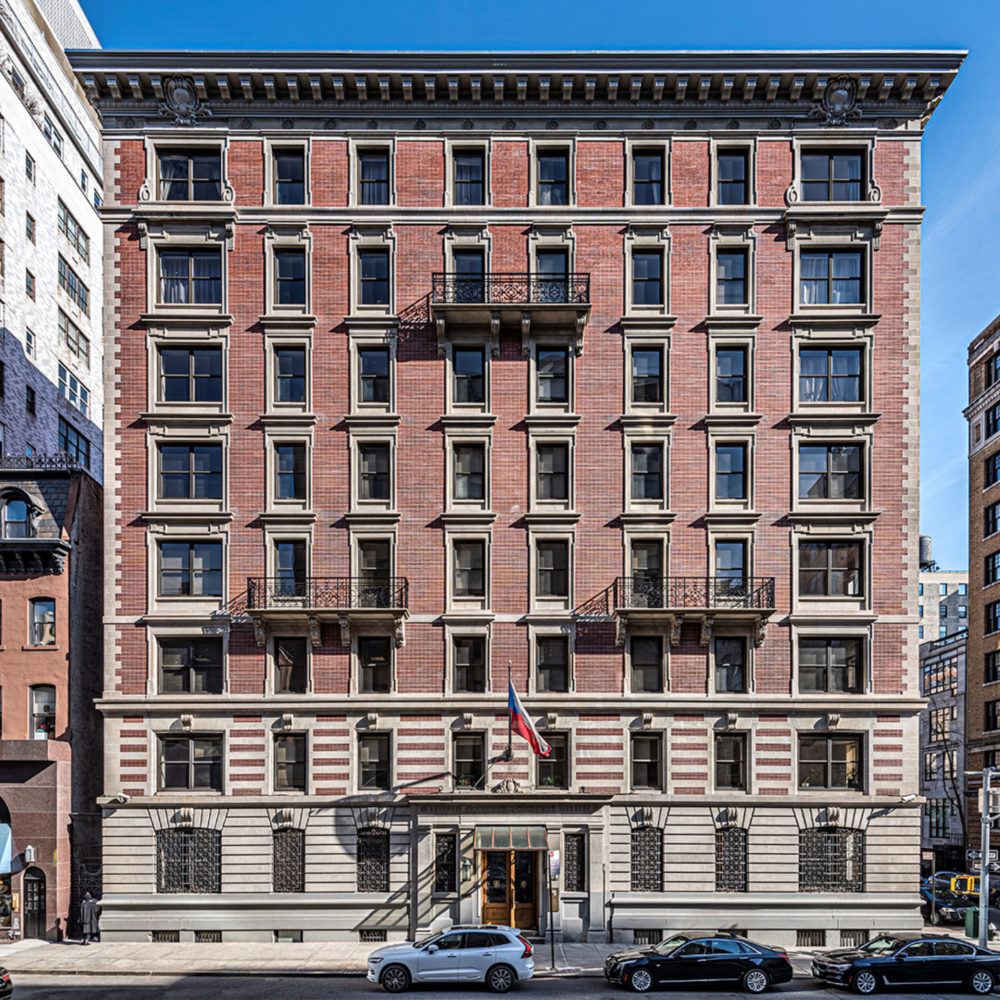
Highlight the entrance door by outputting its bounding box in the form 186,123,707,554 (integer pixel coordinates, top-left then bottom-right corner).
23,868,46,939
481,851,538,932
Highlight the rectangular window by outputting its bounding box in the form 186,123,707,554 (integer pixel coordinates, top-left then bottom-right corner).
434,833,458,893
158,444,223,500
25,212,34,243
988,602,1000,636
158,249,222,306
26,386,36,416
716,249,748,306
536,539,569,598
358,444,391,501
536,443,569,501
564,833,587,892
631,346,664,404
536,635,569,692
987,701,1000,733
798,541,863,597
536,248,569,302
158,541,223,597
454,733,486,788
715,347,747,404
632,249,664,306
359,636,392,693
359,249,390,305
715,540,746,587
714,636,747,693
799,348,863,403
453,636,486,693
453,540,486,597
57,200,90,261
159,346,222,403
359,733,391,789
453,149,485,205
25,269,35,300
987,504,1000,539
275,443,307,501
715,733,747,790
798,735,863,790
59,311,91,368
274,734,306,792
986,453,1000,488
58,364,90,417
158,148,223,201
799,637,863,693
359,150,390,205
275,248,306,306
631,734,662,790
29,598,56,646
454,443,485,502
630,635,663,693
453,348,485,404
452,249,485,303
273,149,306,204
358,539,390,591
923,751,939,780
798,444,863,500
717,149,749,205
30,685,55,739
25,152,34,183
537,149,569,205
715,443,747,501
359,347,390,404
800,250,864,306
42,115,63,157
631,443,664,501
275,347,306,404
160,735,223,790
58,418,90,468
159,637,223,694
632,149,664,205
801,150,863,202
988,651,1000,684
536,347,569,403
538,733,568,788
987,552,1000,586
988,404,1000,441
274,637,308,694
929,707,949,741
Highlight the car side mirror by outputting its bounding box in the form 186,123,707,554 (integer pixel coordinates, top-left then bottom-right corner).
427,944,439,953
895,954,907,960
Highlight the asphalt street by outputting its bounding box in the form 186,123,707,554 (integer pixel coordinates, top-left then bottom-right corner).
9,976,996,999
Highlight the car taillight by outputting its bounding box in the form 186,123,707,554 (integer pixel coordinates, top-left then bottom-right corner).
518,935,533,959
774,950,788,960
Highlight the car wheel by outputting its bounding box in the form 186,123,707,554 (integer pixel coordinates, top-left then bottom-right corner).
380,965,411,993
742,969,769,994
486,964,517,994
970,969,994,995
627,968,654,993
852,970,879,995
929,910,943,926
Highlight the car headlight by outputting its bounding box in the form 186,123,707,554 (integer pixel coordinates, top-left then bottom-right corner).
369,957,384,965
941,908,957,918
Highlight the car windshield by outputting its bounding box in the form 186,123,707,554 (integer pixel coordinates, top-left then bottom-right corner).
413,934,441,949
652,934,693,954
861,936,908,954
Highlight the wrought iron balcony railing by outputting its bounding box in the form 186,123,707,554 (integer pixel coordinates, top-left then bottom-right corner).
431,272,590,306
613,576,776,612
0,452,84,472
246,576,409,612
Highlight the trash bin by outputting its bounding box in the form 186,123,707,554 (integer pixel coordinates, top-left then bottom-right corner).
966,906,980,938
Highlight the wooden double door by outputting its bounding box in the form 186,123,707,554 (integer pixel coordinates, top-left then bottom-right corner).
481,850,538,932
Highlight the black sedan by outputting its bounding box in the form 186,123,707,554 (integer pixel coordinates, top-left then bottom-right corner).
605,932,793,993
0,967,10,1000
811,932,1000,995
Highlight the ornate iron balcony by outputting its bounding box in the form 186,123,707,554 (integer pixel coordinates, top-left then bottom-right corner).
613,576,776,612
246,576,409,612
431,272,590,306
0,453,84,472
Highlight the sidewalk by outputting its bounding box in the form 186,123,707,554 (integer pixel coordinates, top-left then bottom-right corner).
0,938,832,978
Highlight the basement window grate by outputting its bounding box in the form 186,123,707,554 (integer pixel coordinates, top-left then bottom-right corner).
797,929,827,948
195,930,222,943
633,929,662,946
360,929,388,943
151,930,179,943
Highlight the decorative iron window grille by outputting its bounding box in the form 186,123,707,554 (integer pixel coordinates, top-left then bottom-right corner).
151,930,180,943
798,827,865,893
195,930,222,943
360,929,388,942
634,929,663,946
563,832,586,893
357,827,390,892
630,826,662,892
715,827,748,892
434,833,457,894
273,828,305,893
156,828,221,894
797,929,827,948
841,929,869,948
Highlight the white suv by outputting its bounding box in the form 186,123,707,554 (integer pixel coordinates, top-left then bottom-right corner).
367,925,535,993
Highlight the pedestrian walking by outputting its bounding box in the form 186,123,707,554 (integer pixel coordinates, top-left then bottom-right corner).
79,892,99,945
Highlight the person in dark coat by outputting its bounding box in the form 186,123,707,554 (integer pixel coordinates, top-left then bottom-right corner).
79,892,99,944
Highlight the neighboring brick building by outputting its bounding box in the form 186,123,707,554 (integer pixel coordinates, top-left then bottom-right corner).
917,536,968,642
72,50,961,945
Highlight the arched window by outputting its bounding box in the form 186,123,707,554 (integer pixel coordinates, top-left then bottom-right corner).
272,827,305,893
357,827,389,892
715,827,748,892
630,825,662,892
156,828,221,894
799,826,865,893
1,497,30,539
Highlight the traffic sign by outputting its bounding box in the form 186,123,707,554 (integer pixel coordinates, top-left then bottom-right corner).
967,849,999,862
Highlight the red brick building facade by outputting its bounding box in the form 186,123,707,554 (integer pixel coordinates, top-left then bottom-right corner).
72,51,961,945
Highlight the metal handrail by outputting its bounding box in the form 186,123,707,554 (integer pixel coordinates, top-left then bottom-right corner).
431,271,590,305
246,576,409,611
613,576,776,611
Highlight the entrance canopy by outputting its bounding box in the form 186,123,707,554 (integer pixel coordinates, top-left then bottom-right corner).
474,825,547,851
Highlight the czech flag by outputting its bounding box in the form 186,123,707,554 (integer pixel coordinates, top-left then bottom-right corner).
508,681,551,757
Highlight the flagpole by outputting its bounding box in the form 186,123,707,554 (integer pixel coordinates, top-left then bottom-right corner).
506,660,513,761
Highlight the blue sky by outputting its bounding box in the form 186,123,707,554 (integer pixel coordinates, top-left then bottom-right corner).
80,0,998,570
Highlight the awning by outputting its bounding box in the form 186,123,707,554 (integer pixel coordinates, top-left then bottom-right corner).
474,825,547,850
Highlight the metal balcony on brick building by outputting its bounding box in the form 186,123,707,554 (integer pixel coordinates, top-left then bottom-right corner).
430,272,591,356
612,575,776,647
246,575,410,648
